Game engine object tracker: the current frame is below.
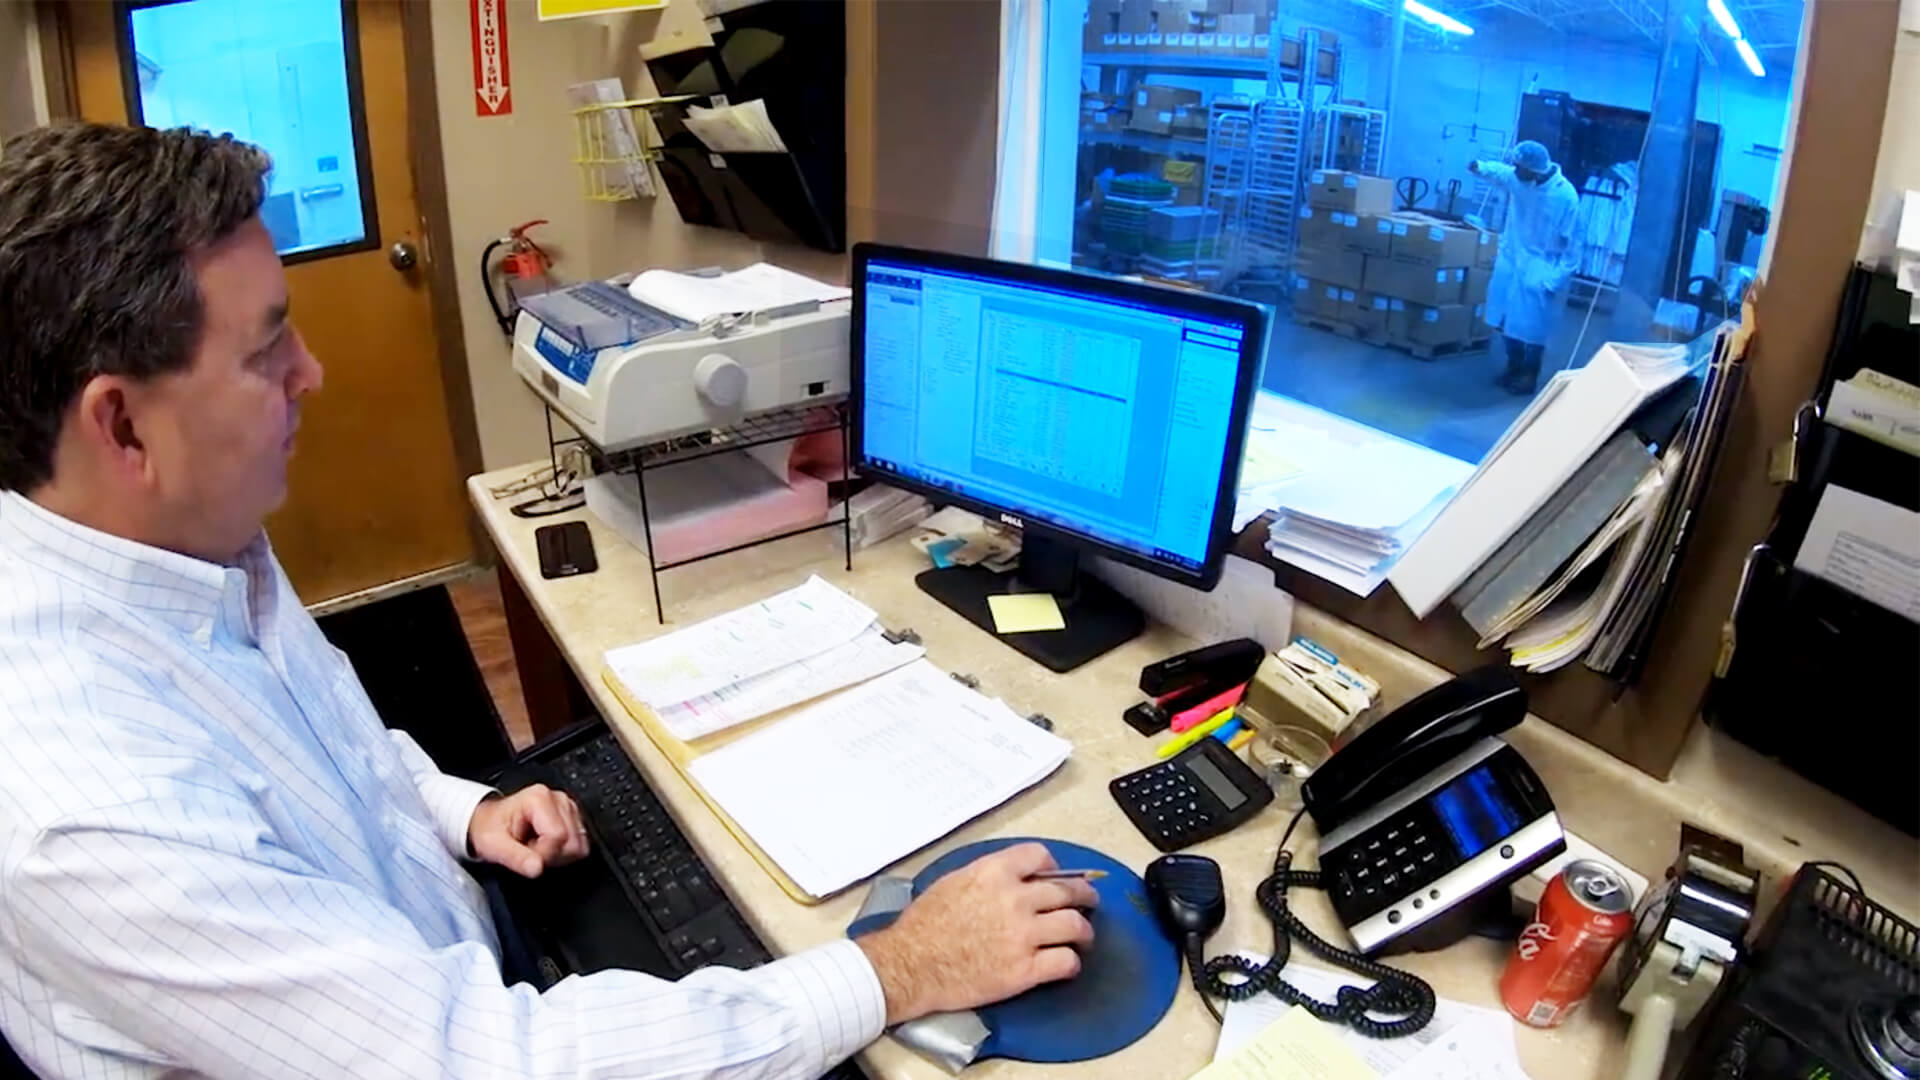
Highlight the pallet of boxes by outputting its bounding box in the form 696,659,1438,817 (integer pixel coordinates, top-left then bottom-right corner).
1291,169,1499,360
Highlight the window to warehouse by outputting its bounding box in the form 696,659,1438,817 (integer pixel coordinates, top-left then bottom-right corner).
1034,0,1801,467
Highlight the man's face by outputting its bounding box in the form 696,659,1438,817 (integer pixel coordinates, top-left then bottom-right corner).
139,217,323,556
1515,166,1550,186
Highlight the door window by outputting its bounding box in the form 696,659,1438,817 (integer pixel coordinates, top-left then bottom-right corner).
121,0,377,262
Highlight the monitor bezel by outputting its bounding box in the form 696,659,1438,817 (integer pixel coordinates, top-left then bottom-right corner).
850,242,1268,592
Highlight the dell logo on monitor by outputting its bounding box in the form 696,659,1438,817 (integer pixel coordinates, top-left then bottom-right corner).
999,513,1024,529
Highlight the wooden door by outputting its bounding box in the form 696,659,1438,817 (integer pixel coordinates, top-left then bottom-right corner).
65,0,474,607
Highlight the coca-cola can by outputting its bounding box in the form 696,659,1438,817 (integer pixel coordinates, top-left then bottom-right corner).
1500,859,1634,1028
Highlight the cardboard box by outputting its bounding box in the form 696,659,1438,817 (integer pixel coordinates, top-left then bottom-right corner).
1294,246,1366,291
1405,303,1474,346
1388,212,1481,267
1464,266,1490,305
1121,0,1156,34
1170,104,1210,137
1293,277,1354,323
1296,205,1360,253
1475,227,1499,269
1347,212,1395,256
1086,0,1122,50
1231,0,1271,13
1307,169,1395,214
1130,85,1202,133
1349,292,1393,336
1364,259,1466,306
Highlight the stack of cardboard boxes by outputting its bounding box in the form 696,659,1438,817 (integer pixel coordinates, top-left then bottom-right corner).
1085,0,1276,58
1290,169,1498,357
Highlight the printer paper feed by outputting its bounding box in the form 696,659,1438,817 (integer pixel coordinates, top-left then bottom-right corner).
686,660,1072,898
626,262,850,324
604,575,877,707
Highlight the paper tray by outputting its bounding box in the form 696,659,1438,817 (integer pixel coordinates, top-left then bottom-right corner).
601,669,829,905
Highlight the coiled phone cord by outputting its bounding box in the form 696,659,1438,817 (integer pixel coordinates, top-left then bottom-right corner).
1188,808,1437,1038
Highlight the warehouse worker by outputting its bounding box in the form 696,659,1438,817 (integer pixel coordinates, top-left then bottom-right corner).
0,123,1098,1079
1471,140,1579,395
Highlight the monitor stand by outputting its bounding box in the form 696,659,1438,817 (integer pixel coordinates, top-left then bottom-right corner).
915,533,1145,673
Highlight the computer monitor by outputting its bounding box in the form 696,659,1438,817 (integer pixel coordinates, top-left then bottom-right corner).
851,244,1268,672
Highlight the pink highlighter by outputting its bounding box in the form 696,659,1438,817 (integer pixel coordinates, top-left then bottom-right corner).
1168,681,1249,734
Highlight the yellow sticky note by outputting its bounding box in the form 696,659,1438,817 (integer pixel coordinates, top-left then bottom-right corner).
987,593,1066,634
1190,1005,1379,1080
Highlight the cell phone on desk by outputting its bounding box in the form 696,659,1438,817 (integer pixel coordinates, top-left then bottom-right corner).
536,521,598,579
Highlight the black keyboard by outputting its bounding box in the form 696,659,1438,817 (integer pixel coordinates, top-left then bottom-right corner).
483,722,868,1079
547,728,769,973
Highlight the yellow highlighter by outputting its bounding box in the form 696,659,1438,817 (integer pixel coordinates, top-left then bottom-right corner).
1155,707,1236,759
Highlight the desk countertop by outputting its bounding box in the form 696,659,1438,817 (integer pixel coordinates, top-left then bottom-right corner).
469,464,1917,1080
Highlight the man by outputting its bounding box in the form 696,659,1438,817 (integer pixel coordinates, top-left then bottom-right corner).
0,124,1096,1079
1470,140,1579,396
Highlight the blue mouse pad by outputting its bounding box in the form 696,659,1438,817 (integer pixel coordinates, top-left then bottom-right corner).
846,838,1179,1063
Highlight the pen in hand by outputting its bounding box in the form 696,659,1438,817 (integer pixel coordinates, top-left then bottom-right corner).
1029,869,1108,881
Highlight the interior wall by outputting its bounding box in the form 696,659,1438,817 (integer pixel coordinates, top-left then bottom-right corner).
865,0,1001,257
1861,0,1918,257
431,1,1002,472
0,0,50,141
430,2,845,471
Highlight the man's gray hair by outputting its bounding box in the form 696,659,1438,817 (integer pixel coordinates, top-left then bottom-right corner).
0,123,271,492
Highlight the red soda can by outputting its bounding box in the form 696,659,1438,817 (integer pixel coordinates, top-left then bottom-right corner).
1500,859,1634,1027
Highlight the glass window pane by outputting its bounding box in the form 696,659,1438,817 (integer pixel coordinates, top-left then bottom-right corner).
127,0,372,259
1047,0,1804,467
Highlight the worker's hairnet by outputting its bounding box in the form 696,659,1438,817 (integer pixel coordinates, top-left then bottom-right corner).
1510,140,1553,173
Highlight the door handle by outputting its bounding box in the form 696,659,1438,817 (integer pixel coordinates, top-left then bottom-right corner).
388,240,418,272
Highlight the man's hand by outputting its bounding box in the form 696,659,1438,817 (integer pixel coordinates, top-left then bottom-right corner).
468,784,591,878
1468,159,1484,176
855,843,1098,1026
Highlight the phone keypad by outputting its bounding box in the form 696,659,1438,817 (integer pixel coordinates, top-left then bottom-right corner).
1112,763,1219,849
1332,811,1450,907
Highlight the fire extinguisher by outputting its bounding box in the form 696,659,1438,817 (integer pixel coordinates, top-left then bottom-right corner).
481,219,554,335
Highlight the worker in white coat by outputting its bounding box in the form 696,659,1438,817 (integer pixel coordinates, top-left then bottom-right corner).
1471,140,1579,395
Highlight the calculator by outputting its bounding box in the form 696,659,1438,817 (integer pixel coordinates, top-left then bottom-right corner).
1109,737,1275,852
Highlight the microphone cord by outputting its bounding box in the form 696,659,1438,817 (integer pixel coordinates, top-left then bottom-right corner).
1187,807,1438,1038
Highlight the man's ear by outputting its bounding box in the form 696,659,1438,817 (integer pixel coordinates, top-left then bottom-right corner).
68,375,153,484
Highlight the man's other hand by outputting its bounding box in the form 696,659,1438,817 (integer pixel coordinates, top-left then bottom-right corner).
468,784,591,878
856,842,1098,1026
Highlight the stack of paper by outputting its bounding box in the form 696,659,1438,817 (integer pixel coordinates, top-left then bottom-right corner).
627,262,850,325
686,660,1073,898
1470,451,1675,672
604,575,924,741
680,98,789,153
1389,342,1695,617
1213,957,1529,1080
1263,440,1472,596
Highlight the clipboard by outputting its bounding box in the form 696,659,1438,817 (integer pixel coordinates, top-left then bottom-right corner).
600,629,1050,906
601,666,825,904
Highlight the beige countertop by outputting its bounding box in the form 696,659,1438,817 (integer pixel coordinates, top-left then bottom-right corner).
469,465,1917,1080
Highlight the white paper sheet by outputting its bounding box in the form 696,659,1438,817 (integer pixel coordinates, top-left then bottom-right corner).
681,98,789,153
604,575,877,707
567,78,655,198
627,261,849,323
1272,441,1472,532
686,660,1072,897
1214,956,1528,1079
1793,485,1920,621
655,623,926,741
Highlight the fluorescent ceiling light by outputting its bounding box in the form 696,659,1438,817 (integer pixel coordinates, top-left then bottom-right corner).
1705,0,1742,39
1734,37,1766,77
1404,0,1474,35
